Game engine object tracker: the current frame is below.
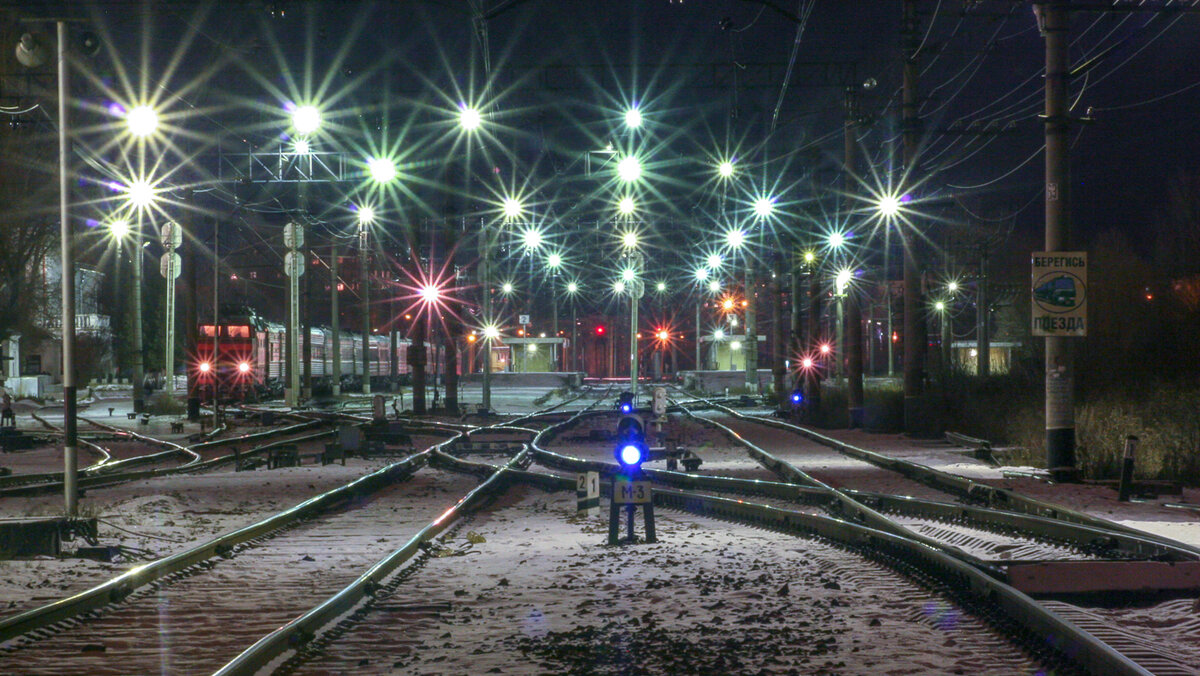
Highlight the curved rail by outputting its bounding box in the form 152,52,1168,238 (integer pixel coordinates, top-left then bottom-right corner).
211,391,610,675
681,392,1200,557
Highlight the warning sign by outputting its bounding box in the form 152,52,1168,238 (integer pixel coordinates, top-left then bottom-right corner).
1031,252,1086,337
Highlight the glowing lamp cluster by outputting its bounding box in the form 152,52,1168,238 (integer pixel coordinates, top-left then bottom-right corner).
125,180,156,209
624,106,642,129
753,197,775,218
126,105,159,138
617,156,641,182
521,227,543,250
367,157,397,183
503,197,523,220
459,105,482,131
108,219,130,240
419,285,440,303
292,105,321,135
878,194,902,217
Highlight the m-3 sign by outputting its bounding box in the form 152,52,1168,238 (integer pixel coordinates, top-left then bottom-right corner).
1032,252,1087,337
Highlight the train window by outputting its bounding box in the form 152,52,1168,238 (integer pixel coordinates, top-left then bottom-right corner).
226,326,251,339
200,325,216,338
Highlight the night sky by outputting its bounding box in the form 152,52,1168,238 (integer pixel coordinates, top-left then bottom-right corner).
7,0,1200,275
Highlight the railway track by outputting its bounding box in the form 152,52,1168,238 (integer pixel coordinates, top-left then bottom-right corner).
0,419,334,497
0,391,610,674
496,398,1195,675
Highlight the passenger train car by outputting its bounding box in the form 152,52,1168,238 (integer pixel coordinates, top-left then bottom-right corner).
192,308,439,400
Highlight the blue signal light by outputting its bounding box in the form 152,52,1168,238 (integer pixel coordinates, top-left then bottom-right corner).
791,391,803,404
621,403,632,414
619,443,644,466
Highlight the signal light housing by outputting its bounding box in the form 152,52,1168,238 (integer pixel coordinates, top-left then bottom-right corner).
614,412,648,470
617,390,634,414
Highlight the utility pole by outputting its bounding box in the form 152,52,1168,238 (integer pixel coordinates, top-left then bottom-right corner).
283,222,302,407
55,20,78,515
771,254,786,409
629,253,643,400
185,214,199,419
359,222,371,395
131,214,145,414
444,220,460,413
743,256,757,394
976,245,991,377
411,222,427,414
1042,0,1076,479
480,224,492,411
902,0,926,434
160,221,182,395
302,223,313,401
330,240,341,396
845,86,865,427
806,255,823,420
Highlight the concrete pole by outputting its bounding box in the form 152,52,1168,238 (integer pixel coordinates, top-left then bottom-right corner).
976,246,991,377
285,224,301,407
330,240,341,396
57,21,78,516
845,87,864,427
131,214,144,412
743,257,757,393
630,286,639,400
806,263,823,418
902,0,927,434
360,224,371,394
1043,0,1076,479
185,215,199,420
695,297,702,371
302,223,312,400
163,227,178,395
481,225,492,410
771,256,786,409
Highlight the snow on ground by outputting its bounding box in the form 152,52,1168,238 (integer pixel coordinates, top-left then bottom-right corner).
0,437,441,620
295,485,1048,675
810,426,1200,549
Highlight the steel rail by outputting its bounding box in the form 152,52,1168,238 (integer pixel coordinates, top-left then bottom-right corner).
0,446,433,644
0,422,339,497
477,464,1150,676
528,445,1195,562
213,391,612,674
682,393,1200,557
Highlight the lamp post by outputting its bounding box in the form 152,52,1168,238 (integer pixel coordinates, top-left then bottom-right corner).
16,22,95,513
59,22,75,514
566,281,579,372
356,202,379,395
160,221,183,395
546,252,563,369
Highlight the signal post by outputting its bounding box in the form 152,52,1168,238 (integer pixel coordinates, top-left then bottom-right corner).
608,395,656,545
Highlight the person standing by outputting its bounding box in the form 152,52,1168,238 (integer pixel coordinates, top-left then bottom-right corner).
1,384,14,428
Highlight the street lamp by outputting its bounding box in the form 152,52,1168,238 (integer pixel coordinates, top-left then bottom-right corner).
291,105,320,135
617,196,636,216
126,105,158,138
367,157,396,184
503,197,523,220
621,231,638,249
459,104,482,131
617,155,641,183
566,280,580,372
725,228,745,250
717,160,735,178
357,204,378,394
624,106,642,129
753,197,775,219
